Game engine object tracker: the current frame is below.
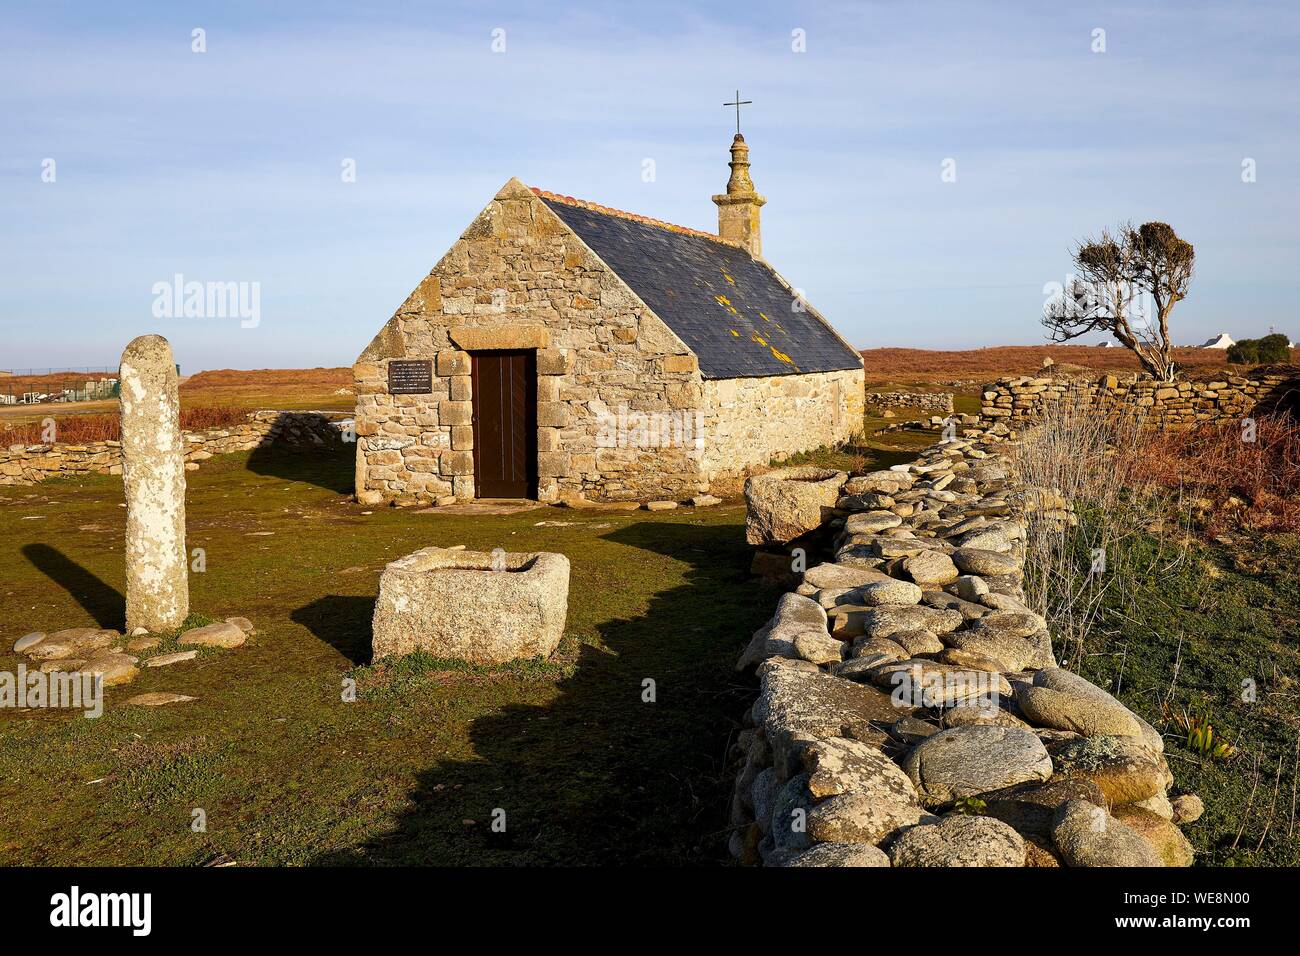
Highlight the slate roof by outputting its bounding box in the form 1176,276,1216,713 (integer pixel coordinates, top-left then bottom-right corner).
535,190,863,380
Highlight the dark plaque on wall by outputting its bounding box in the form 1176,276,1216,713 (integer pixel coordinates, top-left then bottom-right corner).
387,359,433,394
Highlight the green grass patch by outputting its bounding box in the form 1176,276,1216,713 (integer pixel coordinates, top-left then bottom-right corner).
0,444,787,865
782,414,938,473
1072,529,1300,866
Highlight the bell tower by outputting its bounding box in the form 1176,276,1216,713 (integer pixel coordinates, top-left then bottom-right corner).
712,133,766,257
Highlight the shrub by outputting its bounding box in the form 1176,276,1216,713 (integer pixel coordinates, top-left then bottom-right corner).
1227,333,1291,365
951,796,988,815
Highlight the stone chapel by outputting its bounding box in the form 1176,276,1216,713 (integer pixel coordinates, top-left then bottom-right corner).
352,134,865,505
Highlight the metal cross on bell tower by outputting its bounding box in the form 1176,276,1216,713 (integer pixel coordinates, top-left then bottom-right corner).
723,90,752,136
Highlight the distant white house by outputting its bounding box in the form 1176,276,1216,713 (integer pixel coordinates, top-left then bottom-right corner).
1095,341,1115,348
1200,332,1235,349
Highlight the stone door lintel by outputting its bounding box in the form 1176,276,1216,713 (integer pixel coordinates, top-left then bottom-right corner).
449,325,551,351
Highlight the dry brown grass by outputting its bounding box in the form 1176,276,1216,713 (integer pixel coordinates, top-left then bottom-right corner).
181,367,352,391
1,366,356,427
1135,416,1300,534
1008,396,1191,667
0,367,351,395
178,367,355,414
1,406,249,445
0,372,116,393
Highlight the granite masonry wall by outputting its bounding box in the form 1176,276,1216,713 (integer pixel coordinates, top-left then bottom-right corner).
981,369,1299,428
351,179,709,506
0,411,348,486
700,369,864,480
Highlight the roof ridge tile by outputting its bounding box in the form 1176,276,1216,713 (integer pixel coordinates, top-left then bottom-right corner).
530,186,736,246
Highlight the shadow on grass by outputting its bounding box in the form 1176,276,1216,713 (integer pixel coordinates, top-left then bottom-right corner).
245,437,354,494
290,594,376,665
309,519,777,866
20,543,124,630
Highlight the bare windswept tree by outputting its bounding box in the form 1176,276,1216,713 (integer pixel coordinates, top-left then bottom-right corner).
1043,221,1195,381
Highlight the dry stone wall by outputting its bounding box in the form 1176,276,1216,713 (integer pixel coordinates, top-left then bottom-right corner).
865,391,953,415
729,423,1199,867
0,411,348,486
877,412,981,435
981,369,1298,428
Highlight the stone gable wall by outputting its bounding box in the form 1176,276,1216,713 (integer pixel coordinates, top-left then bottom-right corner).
354,180,865,505
981,370,1298,428
0,411,348,486
353,181,706,505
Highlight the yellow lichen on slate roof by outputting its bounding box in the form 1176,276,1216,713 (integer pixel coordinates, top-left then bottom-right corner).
751,330,799,370
769,345,797,367
533,186,863,379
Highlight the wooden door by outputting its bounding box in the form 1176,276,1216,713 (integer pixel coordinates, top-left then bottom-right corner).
470,350,537,498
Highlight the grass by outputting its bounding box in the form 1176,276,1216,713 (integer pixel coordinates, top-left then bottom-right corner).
781,413,939,473
0,435,908,866
1074,529,1300,867
4,413,1294,866
1010,397,1300,865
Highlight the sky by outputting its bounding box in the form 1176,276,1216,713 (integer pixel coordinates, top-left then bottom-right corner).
3,0,1299,372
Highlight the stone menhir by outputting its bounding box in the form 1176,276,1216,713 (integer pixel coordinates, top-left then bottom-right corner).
119,334,189,633
371,547,570,665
